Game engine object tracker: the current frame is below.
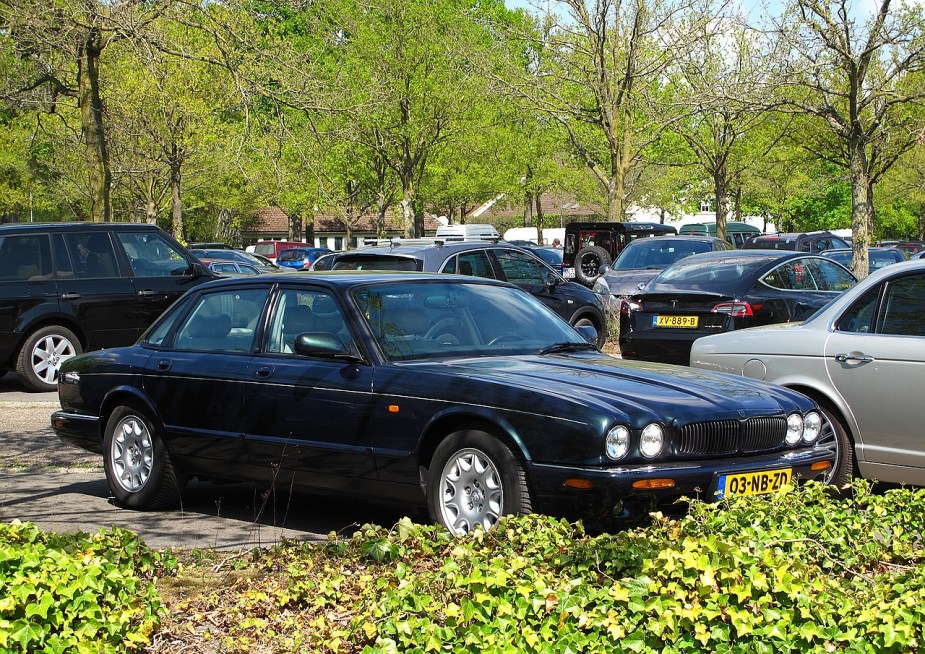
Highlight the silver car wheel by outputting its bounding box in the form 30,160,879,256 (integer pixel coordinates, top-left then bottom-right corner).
110,415,154,493
815,412,842,484
438,447,504,535
30,334,77,385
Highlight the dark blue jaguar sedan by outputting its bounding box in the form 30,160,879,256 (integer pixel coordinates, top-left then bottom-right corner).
52,273,835,534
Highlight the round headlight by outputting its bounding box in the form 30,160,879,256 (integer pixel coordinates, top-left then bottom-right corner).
785,413,803,446
802,411,822,444
605,425,630,461
639,423,664,458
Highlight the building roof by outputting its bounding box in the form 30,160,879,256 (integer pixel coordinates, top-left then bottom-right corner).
251,206,442,234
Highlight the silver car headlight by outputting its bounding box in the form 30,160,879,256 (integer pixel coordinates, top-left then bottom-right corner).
592,277,611,296
802,411,822,444
605,425,630,461
786,413,804,446
639,423,664,458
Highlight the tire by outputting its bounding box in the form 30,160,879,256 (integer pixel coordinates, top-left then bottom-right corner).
574,246,613,287
104,405,183,510
15,325,81,392
427,429,532,535
816,406,854,488
571,314,605,348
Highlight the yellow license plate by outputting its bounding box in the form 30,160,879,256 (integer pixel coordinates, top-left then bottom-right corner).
717,468,792,498
653,314,698,328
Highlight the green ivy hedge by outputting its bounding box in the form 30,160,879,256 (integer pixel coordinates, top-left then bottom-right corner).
0,521,176,653
179,480,925,653
4,481,925,653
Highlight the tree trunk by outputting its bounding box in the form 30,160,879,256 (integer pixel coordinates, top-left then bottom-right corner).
714,169,728,243
289,213,302,242
169,144,182,240
849,141,873,279
77,30,111,223
534,194,545,245
401,186,415,238
524,190,534,227
144,173,158,224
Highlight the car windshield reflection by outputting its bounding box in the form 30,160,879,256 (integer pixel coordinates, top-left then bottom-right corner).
352,281,585,361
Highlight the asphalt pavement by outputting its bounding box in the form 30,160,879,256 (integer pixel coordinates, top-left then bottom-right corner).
0,371,407,550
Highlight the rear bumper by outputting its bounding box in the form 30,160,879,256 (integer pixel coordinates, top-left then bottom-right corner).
528,446,833,526
51,410,103,455
618,331,699,365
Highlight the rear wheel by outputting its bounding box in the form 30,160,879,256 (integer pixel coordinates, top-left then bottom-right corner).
16,325,81,392
104,405,183,510
427,429,531,535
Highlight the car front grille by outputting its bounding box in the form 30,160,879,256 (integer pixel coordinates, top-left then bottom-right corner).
677,417,787,456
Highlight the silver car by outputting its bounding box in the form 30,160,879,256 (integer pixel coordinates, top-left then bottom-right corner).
690,259,925,487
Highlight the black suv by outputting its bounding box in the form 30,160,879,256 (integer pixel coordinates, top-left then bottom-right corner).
329,241,608,346
0,222,215,391
742,231,849,252
563,221,677,286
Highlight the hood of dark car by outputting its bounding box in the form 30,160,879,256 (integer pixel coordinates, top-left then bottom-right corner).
603,270,661,295
403,352,808,427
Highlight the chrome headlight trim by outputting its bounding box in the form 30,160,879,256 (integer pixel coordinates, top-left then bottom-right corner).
605,425,631,461
639,423,664,458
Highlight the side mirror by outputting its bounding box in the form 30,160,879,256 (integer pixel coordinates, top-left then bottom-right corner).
545,271,559,289
576,324,599,345
597,263,610,276
294,332,348,358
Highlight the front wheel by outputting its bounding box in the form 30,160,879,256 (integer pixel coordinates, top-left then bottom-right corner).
816,406,854,488
427,429,532,535
104,405,183,510
16,325,81,392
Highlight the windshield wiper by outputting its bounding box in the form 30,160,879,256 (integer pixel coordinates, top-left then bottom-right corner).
539,342,596,355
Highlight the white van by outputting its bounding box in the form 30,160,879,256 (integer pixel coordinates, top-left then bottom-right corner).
435,224,500,242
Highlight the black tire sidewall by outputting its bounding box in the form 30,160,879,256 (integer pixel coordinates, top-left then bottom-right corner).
16,325,81,392
820,406,854,487
426,429,529,531
575,246,613,286
103,405,172,509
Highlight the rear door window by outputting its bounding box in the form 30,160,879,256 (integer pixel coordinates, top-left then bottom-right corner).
0,234,53,280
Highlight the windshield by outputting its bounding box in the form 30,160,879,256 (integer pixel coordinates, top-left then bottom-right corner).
351,281,584,361
613,239,713,271
333,255,421,271
653,255,766,285
278,249,307,262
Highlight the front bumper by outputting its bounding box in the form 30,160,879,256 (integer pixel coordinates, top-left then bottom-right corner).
51,410,103,455
528,446,833,526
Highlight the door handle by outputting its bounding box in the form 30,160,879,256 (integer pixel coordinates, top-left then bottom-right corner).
137,289,158,297
60,292,81,300
155,360,172,371
254,366,273,379
834,353,874,363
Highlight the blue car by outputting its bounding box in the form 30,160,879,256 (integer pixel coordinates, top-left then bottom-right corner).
52,273,835,534
276,247,333,271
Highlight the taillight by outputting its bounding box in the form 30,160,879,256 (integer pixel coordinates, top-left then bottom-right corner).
622,300,642,315
711,301,754,317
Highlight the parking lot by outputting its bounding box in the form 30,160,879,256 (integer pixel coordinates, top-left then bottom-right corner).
0,372,407,550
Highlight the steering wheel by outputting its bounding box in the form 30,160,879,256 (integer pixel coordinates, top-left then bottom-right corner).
424,318,465,345
487,332,523,346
